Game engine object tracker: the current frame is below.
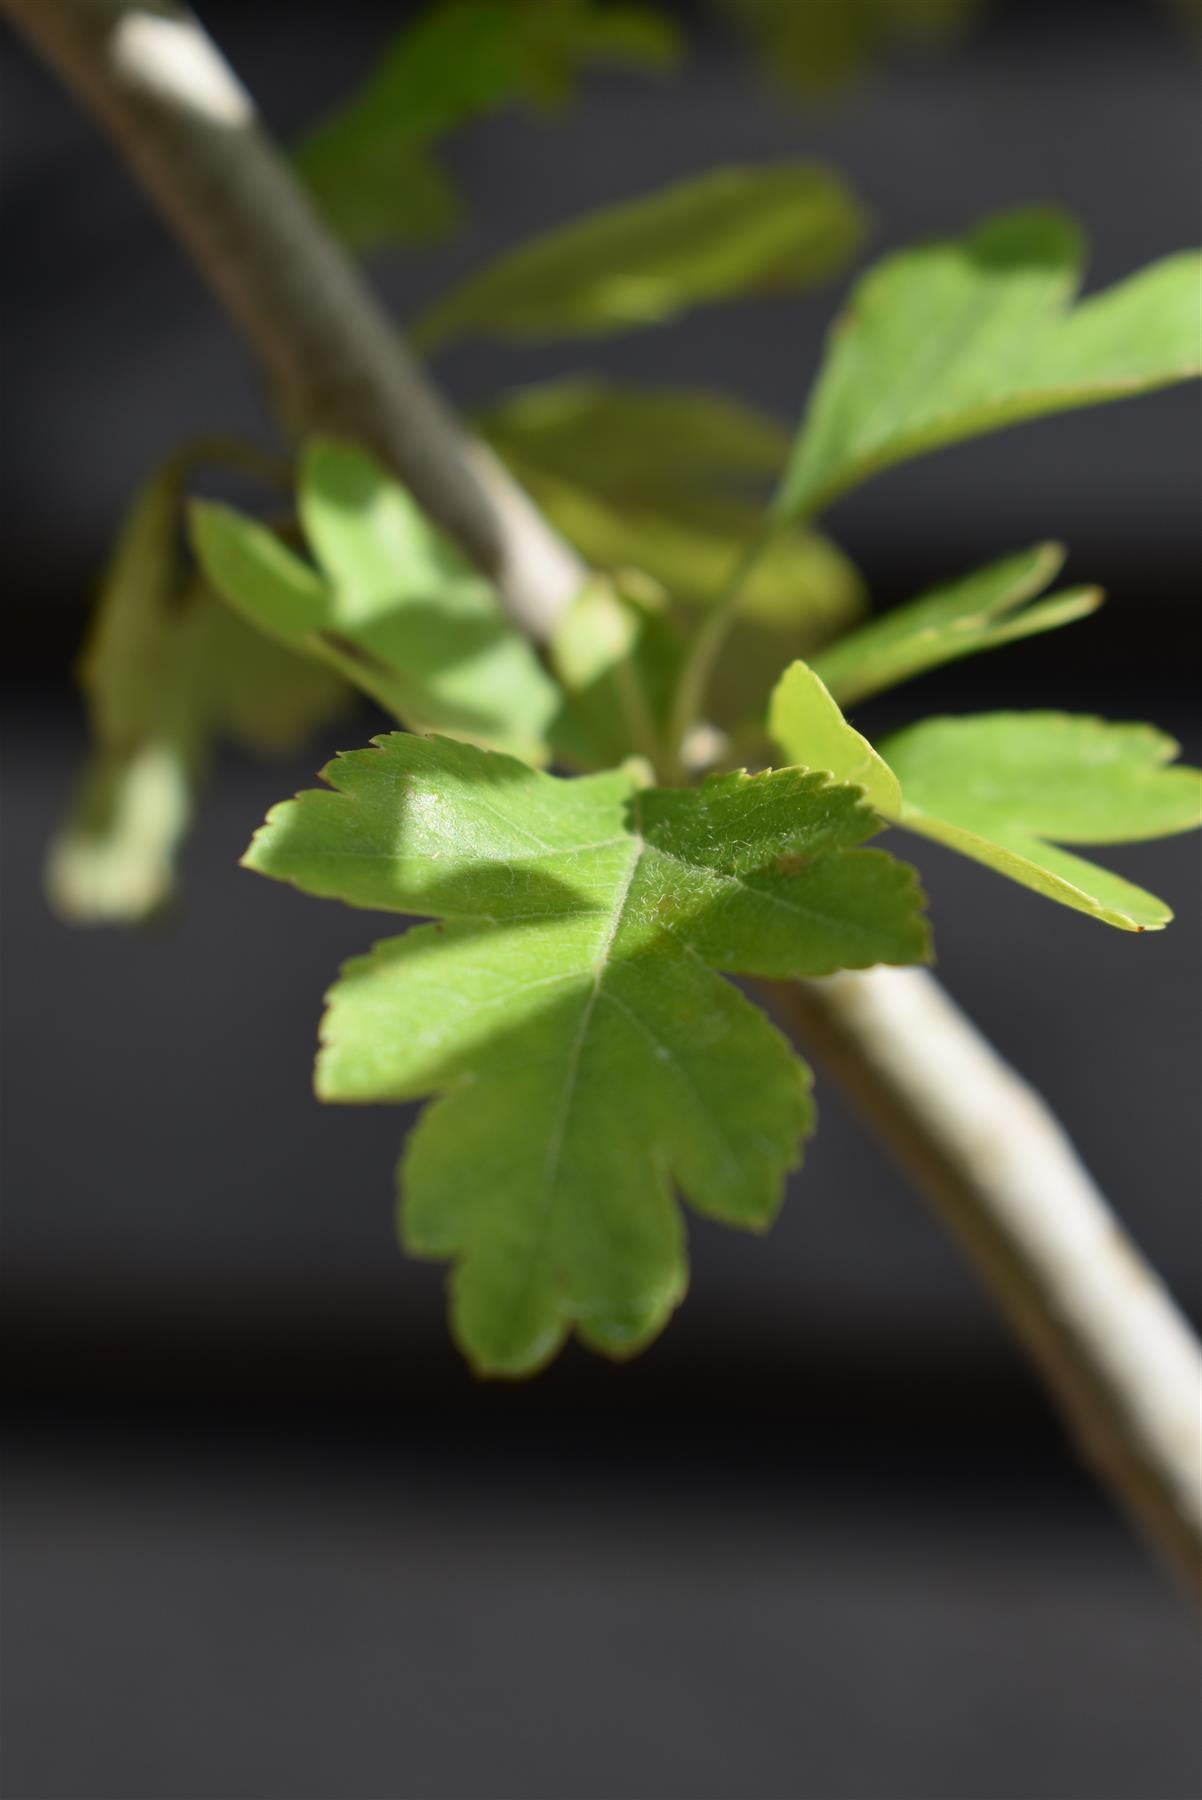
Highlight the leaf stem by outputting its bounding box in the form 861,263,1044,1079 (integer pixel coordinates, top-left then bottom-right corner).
665,519,782,776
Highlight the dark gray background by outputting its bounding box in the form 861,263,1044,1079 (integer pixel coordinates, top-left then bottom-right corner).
2,3,1200,1797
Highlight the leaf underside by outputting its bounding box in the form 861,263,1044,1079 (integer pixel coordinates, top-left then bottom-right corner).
244,732,929,1374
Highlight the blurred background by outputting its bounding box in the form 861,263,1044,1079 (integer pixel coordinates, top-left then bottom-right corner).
2,2,1199,1796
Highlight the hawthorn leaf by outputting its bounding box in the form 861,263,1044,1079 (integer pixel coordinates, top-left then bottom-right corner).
720,0,980,93
548,574,682,771
777,207,1202,520
244,732,929,1373
769,660,900,814
413,163,867,348
480,377,791,498
79,456,184,748
483,379,863,733
880,712,1202,931
295,0,679,252
192,440,562,762
811,542,1101,706
47,739,197,925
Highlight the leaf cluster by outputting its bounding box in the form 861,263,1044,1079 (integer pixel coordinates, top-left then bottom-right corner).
52,5,1202,1373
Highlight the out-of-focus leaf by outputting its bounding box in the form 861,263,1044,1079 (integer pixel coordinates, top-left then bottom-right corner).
46,738,197,927
244,732,927,1373
778,208,1202,521
811,542,1102,706
549,574,683,770
193,439,563,763
50,442,354,924
414,163,867,346
483,378,864,734
198,600,353,755
720,0,981,93
296,0,679,252
481,377,790,498
769,659,901,813
880,712,1202,930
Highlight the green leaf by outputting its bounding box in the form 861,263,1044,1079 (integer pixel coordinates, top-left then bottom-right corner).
78,457,184,748
480,377,791,498
244,732,929,1373
549,574,682,771
721,0,981,93
811,542,1101,706
46,738,197,926
777,208,1202,520
482,377,864,737
295,1,679,252
880,712,1202,931
414,163,867,347
192,440,563,763
769,660,901,814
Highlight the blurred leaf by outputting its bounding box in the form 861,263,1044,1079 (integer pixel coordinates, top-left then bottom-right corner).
77,456,187,748
549,573,683,769
769,659,901,813
880,712,1202,931
483,378,862,619
244,733,927,1373
296,0,679,251
193,439,563,763
811,542,1102,706
46,738,198,927
198,600,353,755
720,0,981,93
51,443,353,925
480,377,790,498
414,163,867,346
778,208,1202,521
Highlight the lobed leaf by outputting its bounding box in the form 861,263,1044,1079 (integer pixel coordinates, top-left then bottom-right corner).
414,163,867,347
777,207,1202,520
296,0,679,251
811,542,1101,706
880,713,1202,931
771,662,1202,931
193,440,562,763
244,732,929,1373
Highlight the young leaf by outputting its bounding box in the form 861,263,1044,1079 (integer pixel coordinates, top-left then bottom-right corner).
811,543,1101,707
480,377,791,498
295,0,679,252
777,208,1202,520
244,732,929,1374
769,660,900,814
880,713,1202,931
193,440,563,763
413,164,867,348
548,575,682,771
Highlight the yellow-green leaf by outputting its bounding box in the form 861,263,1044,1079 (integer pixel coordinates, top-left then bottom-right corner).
414,163,867,347
778,208,1202,520
811,542,1101,706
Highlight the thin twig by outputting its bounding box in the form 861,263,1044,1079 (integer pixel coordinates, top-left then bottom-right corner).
9,0,1201,1597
